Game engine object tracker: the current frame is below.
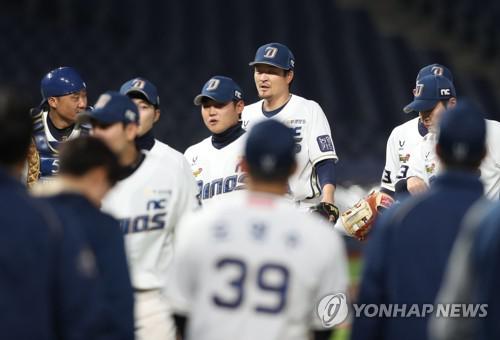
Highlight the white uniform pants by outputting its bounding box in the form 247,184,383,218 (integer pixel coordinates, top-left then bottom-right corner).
134,290,176,340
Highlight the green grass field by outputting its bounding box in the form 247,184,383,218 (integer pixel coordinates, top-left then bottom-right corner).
331,255,363,340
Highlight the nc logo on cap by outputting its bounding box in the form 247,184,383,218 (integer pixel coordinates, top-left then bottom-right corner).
414,81,424,97
206,78,220,91
95,93,112,109
440,88,451,96
263,47,278,59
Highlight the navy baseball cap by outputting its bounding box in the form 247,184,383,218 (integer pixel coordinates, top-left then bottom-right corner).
78,91,139,125
438,101,485,163
404,75,456,114
120,77,160,106
245,120,296,178
416,64,454,83
249,42,295,70
193,76,243,106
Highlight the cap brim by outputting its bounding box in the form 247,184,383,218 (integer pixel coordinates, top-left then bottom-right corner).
193,94,232,106
403,99,439,114
248,61,290,70
124,88,155,105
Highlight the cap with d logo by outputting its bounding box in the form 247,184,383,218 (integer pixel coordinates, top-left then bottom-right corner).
404,75,456,114
249,42,295,70
120,77,160,106
193,76,243,106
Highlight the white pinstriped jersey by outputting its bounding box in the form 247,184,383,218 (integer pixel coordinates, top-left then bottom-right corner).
406,119,500,200
101,150,199,290
381,117,426,192
184,134,247,207
242,95,338,204
168,192,349,340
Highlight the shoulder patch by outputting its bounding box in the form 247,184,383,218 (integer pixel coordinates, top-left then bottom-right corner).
317,135,334,152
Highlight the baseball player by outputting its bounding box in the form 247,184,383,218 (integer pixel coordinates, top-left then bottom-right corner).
79,92,199,340
316,65,454,241
352,101,488,340
1,92,101,339
169,119,349,340
381,64,454,195
184,76,246,206
400,75,500,200
34,136,135,340
28,66,89,185
242,42,339,222
119,77,198,202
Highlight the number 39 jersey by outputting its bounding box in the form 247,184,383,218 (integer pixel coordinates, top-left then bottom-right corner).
101,150,199,290
184,134,247,206
168,192,349,340
242,95,338,204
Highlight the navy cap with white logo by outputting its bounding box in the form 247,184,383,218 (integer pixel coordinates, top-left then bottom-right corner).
438,100,485,163
245,120,296,178
193,76,243,106
416,64,454,83
120,77,160,106
404,75,456,114
78,91,139,125
249,42,295,70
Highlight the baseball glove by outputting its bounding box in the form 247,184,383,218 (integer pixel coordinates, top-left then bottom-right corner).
26,138,40,188
309,202,340,224
341,191,394,240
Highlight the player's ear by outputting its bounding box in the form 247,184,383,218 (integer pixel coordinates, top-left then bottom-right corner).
47,97,57,110
153,108,160,123
286,70,294,85
235,100,244,114
124,123,139,141
241,157,250,173
447,97,457,109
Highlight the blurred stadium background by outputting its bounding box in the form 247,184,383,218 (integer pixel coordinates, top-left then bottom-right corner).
1,0,499,186
2,1,498,338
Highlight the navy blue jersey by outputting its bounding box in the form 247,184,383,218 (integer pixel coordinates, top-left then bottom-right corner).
352,170,484,340
0,169,100,340
46,193,134,340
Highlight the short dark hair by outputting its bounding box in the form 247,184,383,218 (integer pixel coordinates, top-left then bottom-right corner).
0,91,32,167
59,136,121,186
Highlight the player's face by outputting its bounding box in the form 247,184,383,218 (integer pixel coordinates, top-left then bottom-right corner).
131,98,160,137
91,122,134,157
419,99,456,132
201,99,243,134
50,89,87,123
254,64,293,99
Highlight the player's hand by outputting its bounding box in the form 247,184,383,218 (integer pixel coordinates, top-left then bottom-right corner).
309,202,340,224
407,176,428,195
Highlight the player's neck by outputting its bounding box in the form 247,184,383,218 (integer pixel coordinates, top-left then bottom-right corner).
48,109,74,129
59,176,100,206
263,93,291,111
247,180,288,196
120,145,140,167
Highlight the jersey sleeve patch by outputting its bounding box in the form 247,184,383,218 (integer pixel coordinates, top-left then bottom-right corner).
316,135,334,152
